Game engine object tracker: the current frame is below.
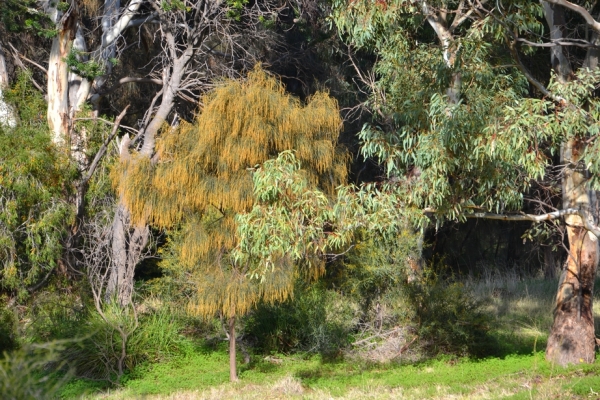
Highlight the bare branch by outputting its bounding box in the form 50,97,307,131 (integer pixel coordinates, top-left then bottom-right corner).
98,76,163,96
126,12,159,29
82,105,130,186
7,43,47,73
425,208,600,237
517,38,600,48
101,0,145,51
449,0,474,32
72,116,137,134
508,39,566,104
8,47,45,94
544,0,600,34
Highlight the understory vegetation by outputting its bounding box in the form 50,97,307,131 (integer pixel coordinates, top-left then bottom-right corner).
5,1,600,399
45,270,600,399
4,260,600,399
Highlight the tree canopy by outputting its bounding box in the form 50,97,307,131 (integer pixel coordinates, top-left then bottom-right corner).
115,66,347,318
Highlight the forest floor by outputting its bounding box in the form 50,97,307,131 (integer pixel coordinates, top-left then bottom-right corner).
60,275,600,399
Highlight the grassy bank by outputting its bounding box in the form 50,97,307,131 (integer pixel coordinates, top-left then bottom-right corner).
59,274,600,399
62,348,600,399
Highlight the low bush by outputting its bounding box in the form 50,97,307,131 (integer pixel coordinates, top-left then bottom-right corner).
245,282,359,356
24,289,186,383
0,342,69,399
402,270,492,357
0,303,18,353
58,303,185,382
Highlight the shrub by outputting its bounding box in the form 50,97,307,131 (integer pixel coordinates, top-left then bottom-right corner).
25,290,185,383
0,342,69,399
245,282,359,356
402,270,492,357
0,303,18,353
0,72,75,300
58,304,185,382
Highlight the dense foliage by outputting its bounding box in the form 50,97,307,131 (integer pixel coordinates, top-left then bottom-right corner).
115,66,347,320
0,74,74,299
4,0,600,392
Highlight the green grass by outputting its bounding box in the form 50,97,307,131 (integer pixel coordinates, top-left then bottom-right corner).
60,342,600,399
58,274,600,399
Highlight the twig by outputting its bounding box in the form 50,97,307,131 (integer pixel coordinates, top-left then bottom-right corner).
82,105,130,186
7,42,47,73
352,327,403,347
398,336,418,355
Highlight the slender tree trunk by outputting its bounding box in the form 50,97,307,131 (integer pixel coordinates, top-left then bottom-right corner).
107,41,194,306
541,3,600,365
107,202,149,306
543,245,557,279
47,5,78,145
0,43,16,128
229,316,238,382
546,139,599,365
106,136,150,306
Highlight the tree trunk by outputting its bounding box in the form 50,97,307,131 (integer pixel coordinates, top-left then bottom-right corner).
546,226,598,365
106,201,149,307
539,2,599,366
47,5,77,145
546,139,599,366
543,245,557,279
229,316,238,382
106,39,195,305
0,43,16,128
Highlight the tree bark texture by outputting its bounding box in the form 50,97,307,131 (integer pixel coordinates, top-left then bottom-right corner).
546,225,598,365
47,5,78,145
107,202,149,307
539,2,600,366
229,316,238,382
546,139,599,366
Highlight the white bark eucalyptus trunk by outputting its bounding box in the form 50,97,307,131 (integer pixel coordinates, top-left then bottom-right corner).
0,42,16,128
107,26,197,306
97,0,121,88
541,1,600,366
46,2,78,145
546,139,599,366
106,135,150,307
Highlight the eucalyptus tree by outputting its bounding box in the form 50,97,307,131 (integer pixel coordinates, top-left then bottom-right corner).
114,67,347,381
331,0,600,365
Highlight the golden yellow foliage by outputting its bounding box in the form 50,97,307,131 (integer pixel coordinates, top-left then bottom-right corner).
114,66,346,318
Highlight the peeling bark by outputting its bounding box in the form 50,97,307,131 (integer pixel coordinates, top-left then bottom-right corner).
541,2,599,365
47,4,78,144
546,139,599,366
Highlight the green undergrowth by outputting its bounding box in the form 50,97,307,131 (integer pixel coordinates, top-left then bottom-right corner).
60,340,600,399
57,274,600,399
